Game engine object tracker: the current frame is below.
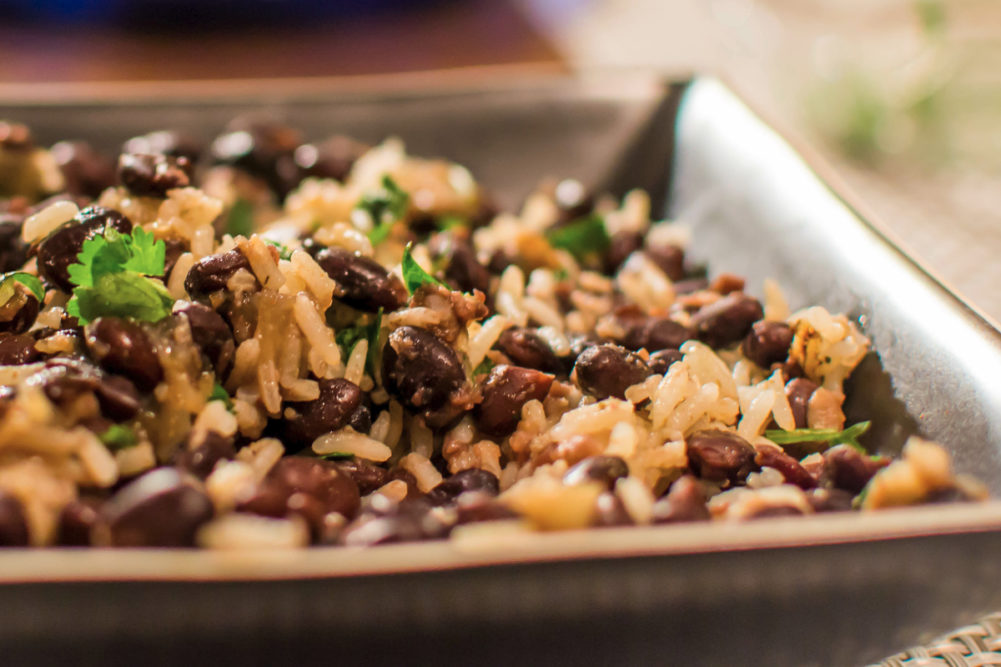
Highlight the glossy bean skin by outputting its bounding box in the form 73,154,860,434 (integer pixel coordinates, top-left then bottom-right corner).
0,491,29,547
34,206,132,292
822,445,889,494
333,458,389,496
282,379,364,449
294,135,368,182
785,377,819,428
651,475,711,524
117,153,192,198
339,497,450,547
648,349,683,375
686,430,758,484
210,120,302,197
173,301,235,375
563,455,629,491
382,326,467,428
644,243,686,281
438,235,491,296
573,343,650,400
174,431,236,480
690,293,764,349
426,468,500,506
101,468,214,547
312,246,407,312
51,140,117,199
0,218,28,272
603,230,644,274
184,249,253,297
0,289,40,334
475,365,554,437
621,317,693,353
84,317,163,391
95,375,142,421
56,498,103,547
742,320,793,368
0,332,42,365
495,327,563,374
755,446,816,490
25,358,141,421
123,130,204,164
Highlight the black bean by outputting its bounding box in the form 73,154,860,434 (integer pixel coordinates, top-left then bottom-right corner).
454,491,517,524
50,140,117,199
495,327,563,374
0,332,41,365
84,317,163,391
604,230,644,274
95,375,142,421
101,468,214,547
742,320,793,368
0,491,29,546
25,358,98,407
755,446,816,490
183,249,252,297
573,343,650,399
645,243,686,281
687,429,757,483
118,153,192,198
651,475,711,524
822,445,889,494
210,120,302,197
426,468,500,506
56,498,102,546
563,455,629,491
593,491,633,527
382,326,467,428
0,288,39,334
123,130,203,164
174,431,236,479
340,498,450,547
0,219,28,272
649,349,683,375
237,457,361,538
552,178,594,222
294,135,368,182
282,378,364,449
347,403,373,434
333,458,388,496
475,365,554,437
173,300,235,374
690,293,764,349
34,206,133,292
313,246,407,312
785,377,819,429
431,234,490,295
621,317,693,353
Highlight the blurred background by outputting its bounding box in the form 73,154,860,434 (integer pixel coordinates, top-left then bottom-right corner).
0,0,999,317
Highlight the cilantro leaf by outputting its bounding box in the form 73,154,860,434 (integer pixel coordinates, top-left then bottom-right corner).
67,272,174,324
208,382,233,410
473,357,495,377
226,198,255,238
546,214,610,260
0,271,44,308
359,175,409,245
264,239,293,261
120,226,166,275
436,215,467,231
765,420,871,453
335,308,383,376
67,226,167,287
319,451,354,460
99,424,137,450
401,243,448,295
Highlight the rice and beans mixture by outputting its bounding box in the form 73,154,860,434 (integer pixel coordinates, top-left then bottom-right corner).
0,119,986,549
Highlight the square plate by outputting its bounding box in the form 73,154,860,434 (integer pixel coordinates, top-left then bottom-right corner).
2,70,1001,666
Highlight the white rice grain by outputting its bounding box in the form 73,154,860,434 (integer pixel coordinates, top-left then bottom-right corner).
399,452,443,492
22,200,78,243
313,428,392,462
167,252,195,299
198,514,309,550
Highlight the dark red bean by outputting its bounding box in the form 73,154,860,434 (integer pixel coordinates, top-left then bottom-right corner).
649,349,683,375
347,403,373,434
645,243,686,281
210,120,302,197
173,300,235,374
495,327,563,374
282,378,364,449
806,488,855,513
475,365,554,437
0,219,28,272
386,467,423,501
673,277,709,295
563,455,629,491
455,491,517,524
687,430,757,483
690,293,764,349
183,249,252,297
34,206,133,292
95,375,142,421
621,317,693,353
426,468,500,506
551,178,594,222
382,326,467,428
742,320,793,368
118,153,192,198
573,343,650,399
339,498,450,547
0,289,39,334
785,377,819,429
604,230,644,274
313,246,407,313
101,468,214,547
25,358,98,406
123,130,203,164
174,431,236,479
823,445,889,494
0,491,29,546
294,135,368,182
56,498,103,546
51,140,117,199
84,317,163,391
0,332,42,365
431,234,490,295
333,458,388,496
651,475,711,524
755,446,816,490
593,492,633,527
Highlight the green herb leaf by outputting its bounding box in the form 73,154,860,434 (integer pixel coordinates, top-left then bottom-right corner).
318,451,354,461
545,214,610,260
765,420,872,453
264,239,293,261
99,424,137,450
67,226,167,287
0,271,44,307
401,243,448,295
359,175,409,245
436,215,467,231
472,357,495,377
335,308,383,376
208,382,233,410
226,198,255,238
67,272,174,325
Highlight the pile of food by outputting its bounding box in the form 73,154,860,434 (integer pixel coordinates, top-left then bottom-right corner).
0,118,986,549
